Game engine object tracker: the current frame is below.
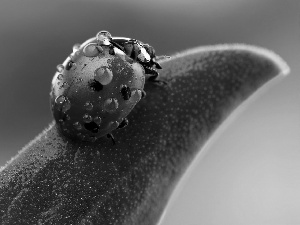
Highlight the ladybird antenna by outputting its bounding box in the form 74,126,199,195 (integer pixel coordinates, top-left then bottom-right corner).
155,55,171,61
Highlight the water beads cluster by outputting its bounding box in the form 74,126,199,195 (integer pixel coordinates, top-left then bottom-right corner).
50,31,147,143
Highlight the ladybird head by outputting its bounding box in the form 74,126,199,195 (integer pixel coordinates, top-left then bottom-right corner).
50,31,145,142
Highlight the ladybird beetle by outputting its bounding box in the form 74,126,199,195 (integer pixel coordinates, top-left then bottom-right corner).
50,30,165,143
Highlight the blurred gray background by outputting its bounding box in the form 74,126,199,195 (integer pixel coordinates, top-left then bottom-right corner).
0,0,299,224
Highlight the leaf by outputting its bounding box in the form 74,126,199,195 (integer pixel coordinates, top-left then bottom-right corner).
0,44,289,225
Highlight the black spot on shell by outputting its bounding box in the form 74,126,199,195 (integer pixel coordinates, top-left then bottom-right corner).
89,80,103,92
120,85,131,100
84,121,99,133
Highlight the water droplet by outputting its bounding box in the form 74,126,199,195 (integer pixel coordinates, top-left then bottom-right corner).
94,116,102,125
71,62,77,70
55,95,66,105
72,43,81,52
62,98,71,113
73,122,82,130
83,114,92,123
64,114,71,121
56,64,64,73
57,74,63,80
103,98,118,112
66,61,75,71
94,67,113,85
61,82,68,88
96,30,112,46
55,95,71,112
83,43,100,57
84,102,93,110
73,51,80,58
130,89,142,103
108,121,119,130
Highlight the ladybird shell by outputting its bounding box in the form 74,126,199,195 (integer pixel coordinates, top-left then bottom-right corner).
50,33,145,142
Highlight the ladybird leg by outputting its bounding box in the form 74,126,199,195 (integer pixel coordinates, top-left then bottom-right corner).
153,61,162,69
144,66,158,76
117,118,129,129
148,74,168,85
148,72,158,81
147,69,168,85
106,133,116,145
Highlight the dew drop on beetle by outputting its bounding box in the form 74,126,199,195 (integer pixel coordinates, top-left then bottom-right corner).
61,98,71,113
84,102,93,111
94,67,113,85
96,31,112,46
103,98,119,113
56,64,64,73
55,95,66,105
94,116,102,125
73,122,82,130
57,74,63,80
83,43,100,57
83,114,92,123
72,43,81,52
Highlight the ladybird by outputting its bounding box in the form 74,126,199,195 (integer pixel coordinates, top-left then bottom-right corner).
50,31,165,143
